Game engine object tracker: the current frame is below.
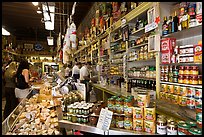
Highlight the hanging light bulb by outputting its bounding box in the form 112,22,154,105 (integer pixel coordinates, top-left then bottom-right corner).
32,2,38,6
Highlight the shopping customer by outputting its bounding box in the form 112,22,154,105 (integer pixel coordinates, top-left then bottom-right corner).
72,62,81,81
15,59,31,102
65,64,72,78
3,61,19,119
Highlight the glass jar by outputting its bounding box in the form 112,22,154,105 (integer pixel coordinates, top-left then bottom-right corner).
188,128,202,135
92,104,102,115
189,75,198,85
78,106,82,115
89,115,98,126
115,98,124,114
178,75,184,83
179,66,185,75
124,116,133,130
82,115,88,123
164,74,169,82
184,66,191,75
156,116,167,135
72,106,77,114
167,121,178,135
164,66,169,74
161,66,164,73
198,75,202,85
173,76,178,83
185,121,197,128
124,98,133,116
84,107,90,115
116,115,124,129
67,114,72,121
178,121,190,135
107,98,115,112
110,115,116,128
183,75,190,84
173,66,179,76
190,66,198,75
71,114,77,123
180,86,187,96
195,88,202,99
77,115,82,123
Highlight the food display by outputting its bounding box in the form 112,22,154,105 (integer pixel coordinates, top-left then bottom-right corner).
128,66,156,79
6,93,61,135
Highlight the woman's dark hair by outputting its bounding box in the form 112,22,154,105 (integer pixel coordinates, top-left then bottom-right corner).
16,59,29,75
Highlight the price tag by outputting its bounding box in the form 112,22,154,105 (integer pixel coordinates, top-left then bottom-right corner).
145,22,158,33
96,108,113,131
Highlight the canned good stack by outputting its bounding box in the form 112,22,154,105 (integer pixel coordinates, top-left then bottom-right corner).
161,66,179,82
160,84,202,109
156,116,202,135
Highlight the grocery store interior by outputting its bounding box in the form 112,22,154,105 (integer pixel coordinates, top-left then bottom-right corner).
2,2,202,135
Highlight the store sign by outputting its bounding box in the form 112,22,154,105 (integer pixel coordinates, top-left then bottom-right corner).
145,22,158,33
96,108,113,131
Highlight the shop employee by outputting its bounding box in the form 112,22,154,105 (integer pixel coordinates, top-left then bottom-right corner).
72,62,81,81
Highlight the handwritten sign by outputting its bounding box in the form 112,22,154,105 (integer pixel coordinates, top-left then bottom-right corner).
96,108,113,131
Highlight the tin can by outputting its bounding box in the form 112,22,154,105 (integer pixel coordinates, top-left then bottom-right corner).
178,121,190,135
166,93,172,102
195,88,202,99
196,112,202,129
161,84,168,92
187,87,195,97
164,74,169,82
167,84,174,93
156,115,167,135
133,106,143,119
144,120,156,134
172,94,179,104
173,76,178,83
187,97,195,109
188,128,202,135
178,96,187,106
133,119,143,132
180,86,187,96
195,98,202,109
124,116,133,130
167,121,178,135
174,85,180,95
144,105,156,121
137,92,150,107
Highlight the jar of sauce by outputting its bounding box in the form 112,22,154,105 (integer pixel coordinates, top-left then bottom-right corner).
110,115,116,128
173,76,178,83
116,115,124,129
115,98,124,114
107,98,115,112
189,75,198,85
178,121,190,135
183,75,190,84
178,75,184,83
198,75,202,85
184,66,191,75
179,66,185,75
164,66,169,74
124,98,133,116
190,66,198,75
156,115,167,135
71,114,77,123
167,121,178,135
124,116,133,130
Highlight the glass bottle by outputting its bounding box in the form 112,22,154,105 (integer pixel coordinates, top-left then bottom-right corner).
172,11,179,32
162,16,169,35
181,3,190,30
168,16,173,33
135,18,139,30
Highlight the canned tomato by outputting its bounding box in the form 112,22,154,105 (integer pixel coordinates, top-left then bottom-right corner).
187,87,195,97
187,97,195,109
144,120,155,133
133,106,143,119
167,121,178,135
161,84,168,92
180,86,187,96
171,94,179,104
195,99,202,108
178,96,187,106
124,116,133,130
133,119,143,132
137,92,150,107
174,85,180,95
144,105,156,121
167,84,174,93
195,88,202,99
156,115,167,135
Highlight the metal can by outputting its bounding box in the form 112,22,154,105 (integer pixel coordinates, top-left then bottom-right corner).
173,76,178,83
178,121,190,135
195,88,202,99
144,120,156,134
144,105,156,121
133,119,143,132
196,112,202,129
172,94,179,104
185,121,197,128
180,86,187,96
187,97,195,109
188,128,202,135
161,84,168,92
166,93,172,102
124,116,133,130
195,98,202,109
167,84,174,93
167,121,178,135
133,106,143,119
137,92,150,108
174,85,180,95
187,87,195,97
178,96,187,106
156,115,167,135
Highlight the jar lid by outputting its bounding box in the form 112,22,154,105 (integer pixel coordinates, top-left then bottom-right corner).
186,121,197,127
188,128,202,135
82,115,88,118
77,115,82,117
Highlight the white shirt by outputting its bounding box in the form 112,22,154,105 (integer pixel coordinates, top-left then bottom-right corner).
72,65,80,76
65,67,70,77
80,65,89,81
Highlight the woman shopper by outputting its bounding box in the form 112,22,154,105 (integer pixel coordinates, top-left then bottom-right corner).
15,59,31,102
3,61,19,119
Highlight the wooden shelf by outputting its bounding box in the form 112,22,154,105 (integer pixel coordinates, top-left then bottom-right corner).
127,59,156,63
160,62,202,66
111,37,123,43
128,76,156,81
128,42,148,49
160,81,202,88
130,27,145,36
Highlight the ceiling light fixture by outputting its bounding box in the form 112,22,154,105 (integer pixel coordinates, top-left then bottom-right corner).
32,2,38,6
2,28,10,36
42,2,55,30
47,36,54,45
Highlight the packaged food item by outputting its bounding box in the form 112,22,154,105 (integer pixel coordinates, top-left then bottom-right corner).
185,121,197,128
110,115,116,128
189,75,198,85
194,42,202,63
173,76,178,83
198,75,202,84
124,98,133,116
144,120,156,134
167,84,174,93
180,86,187,96
190,66,199,75
107,98,115,112
71,114,77,123
174,85,180,95
116,115,124,129
156,115,167,135
124,116,133,130
179,66,185,75
178,96,187,106
133,119,143,132
161,38,176,52
179,55,194,63
133,106,143,119
195,88,202,99
161,84,168,92
195,98,202,109
179,45,194,54
159,92,165,100
137,92,150,107
188,128,202,135
144,105,156,121
167,121,178,135
161,51,172,64
77,115,82,123
115,98,124,114
183,75,190,84
186,97,195,109
171,94,179,104
178,75,184,83
196,112,202,129
187,87,195,97
178,121,190,135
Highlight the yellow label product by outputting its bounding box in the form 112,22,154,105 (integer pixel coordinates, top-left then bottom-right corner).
144,106,156,121
133,119,144,132
137,92,150,108
167,84,174,93
133,106,144,120
180,86,187,96
144,120,156,134
174,85,180,95
161,84,168,92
